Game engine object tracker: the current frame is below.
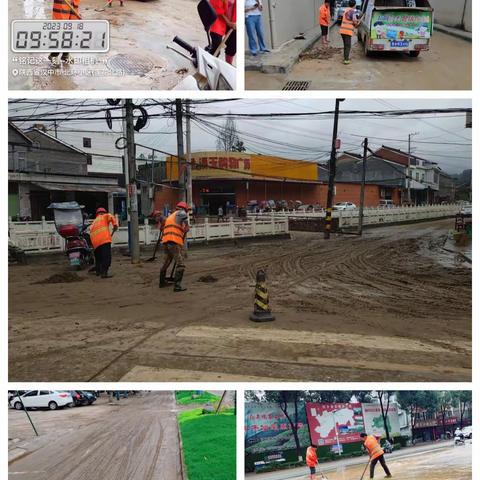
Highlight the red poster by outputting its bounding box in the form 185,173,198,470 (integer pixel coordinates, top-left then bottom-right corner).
306,403,365,446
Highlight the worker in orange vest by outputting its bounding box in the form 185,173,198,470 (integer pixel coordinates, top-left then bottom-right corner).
339,0,360,65
360,433,392,479
49,0,81,65
90,207,118,278
306,444,319,480
159,202,190,291
319,0,331,46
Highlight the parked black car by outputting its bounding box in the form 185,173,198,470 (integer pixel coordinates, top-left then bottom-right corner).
69,390,96,406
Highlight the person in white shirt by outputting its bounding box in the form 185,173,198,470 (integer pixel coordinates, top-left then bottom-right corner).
245,0,269,56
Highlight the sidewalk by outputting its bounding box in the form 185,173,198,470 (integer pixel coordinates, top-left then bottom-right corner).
245,26,322,74
433,24,472,42
246,441,456,479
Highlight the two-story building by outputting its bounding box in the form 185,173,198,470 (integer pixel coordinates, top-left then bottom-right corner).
8,123,125,221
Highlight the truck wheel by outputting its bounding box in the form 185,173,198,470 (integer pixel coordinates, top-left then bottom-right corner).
409,51,420,58
364,39,371,57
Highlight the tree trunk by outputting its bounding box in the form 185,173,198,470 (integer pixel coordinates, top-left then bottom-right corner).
279,396,302,461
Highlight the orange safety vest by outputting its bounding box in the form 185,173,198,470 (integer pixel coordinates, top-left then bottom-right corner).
306,447,318,467
364,435,384,461
339,7,355,36
161,212,186,246
90,213,118,250
53,0,81,20
319,4,330,27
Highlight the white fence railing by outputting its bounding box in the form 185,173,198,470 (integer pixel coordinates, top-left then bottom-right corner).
247,204,459,228
8,217,289,254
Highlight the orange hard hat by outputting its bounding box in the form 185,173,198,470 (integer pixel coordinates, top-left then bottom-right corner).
176,202,189,211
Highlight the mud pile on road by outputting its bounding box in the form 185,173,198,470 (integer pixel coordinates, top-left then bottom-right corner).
34,272,84,284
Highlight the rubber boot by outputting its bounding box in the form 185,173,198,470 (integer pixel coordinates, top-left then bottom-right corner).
173,269,187,292
159,270,167,288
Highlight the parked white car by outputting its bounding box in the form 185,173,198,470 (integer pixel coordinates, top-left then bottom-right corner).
459,204,472,216
9,390,73,410
461,426,472,439
333,202,357,211
379,199,395,208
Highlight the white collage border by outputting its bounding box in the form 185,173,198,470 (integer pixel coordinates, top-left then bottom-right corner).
2,0,477,479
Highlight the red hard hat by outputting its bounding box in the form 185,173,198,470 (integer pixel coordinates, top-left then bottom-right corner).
151,210,162,217
96,207,107,215
176,202,189,211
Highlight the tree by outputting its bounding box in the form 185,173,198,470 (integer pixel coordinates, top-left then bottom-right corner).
371,391,394,441
451,391,472,429
396,391,438,444
263,391,304,461
436,391,454,436
216,116,246,152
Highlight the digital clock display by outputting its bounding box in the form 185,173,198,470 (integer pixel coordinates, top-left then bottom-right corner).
11,20,109,53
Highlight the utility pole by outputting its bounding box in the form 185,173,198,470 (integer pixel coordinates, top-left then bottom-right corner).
407,132,419,205
358,138,368,235
185,100,193,207
125,99,140,263
176,99,186,202
324,99,344,239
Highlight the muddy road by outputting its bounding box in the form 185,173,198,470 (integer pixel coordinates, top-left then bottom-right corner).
247,442,472,480
246,25,471,90
9,0,205,90
8,392,183,480
9,219,471,382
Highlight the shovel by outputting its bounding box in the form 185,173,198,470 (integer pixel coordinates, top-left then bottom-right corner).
95,1,111,12
359,459,371,480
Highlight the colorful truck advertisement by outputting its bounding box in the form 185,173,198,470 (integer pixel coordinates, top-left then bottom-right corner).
370,11,432,43
306,403,365,446
362,403,401,438
245,403,310,454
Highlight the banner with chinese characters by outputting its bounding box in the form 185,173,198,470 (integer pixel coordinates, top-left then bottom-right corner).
362,403,401,438
245,402,310,454
306,403,365,447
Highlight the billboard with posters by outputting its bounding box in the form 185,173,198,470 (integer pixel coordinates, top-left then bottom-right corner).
245,402,310,454
362,404,401,437
306,403,365,446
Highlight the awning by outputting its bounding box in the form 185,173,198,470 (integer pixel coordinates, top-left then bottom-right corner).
32,182,125,194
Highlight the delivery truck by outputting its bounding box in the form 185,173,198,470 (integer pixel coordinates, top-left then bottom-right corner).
357,0,433,57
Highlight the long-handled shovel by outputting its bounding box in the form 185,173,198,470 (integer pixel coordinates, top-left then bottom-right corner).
359,459,371,480
95,1,111,12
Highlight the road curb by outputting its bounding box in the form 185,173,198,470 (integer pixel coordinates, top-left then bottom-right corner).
8,447,34,465
245,26,323,74
177,414,187,480
434,24,471,42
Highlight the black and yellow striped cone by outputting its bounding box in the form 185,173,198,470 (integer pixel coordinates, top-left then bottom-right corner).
250,269,275,322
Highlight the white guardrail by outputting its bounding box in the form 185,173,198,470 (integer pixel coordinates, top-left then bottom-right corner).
8,217,289,254
247,204,460,228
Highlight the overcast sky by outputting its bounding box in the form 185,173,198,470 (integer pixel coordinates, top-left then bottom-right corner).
8,98,472,174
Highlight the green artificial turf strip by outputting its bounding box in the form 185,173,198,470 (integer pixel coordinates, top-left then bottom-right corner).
175,390,220,405
178,408,236,480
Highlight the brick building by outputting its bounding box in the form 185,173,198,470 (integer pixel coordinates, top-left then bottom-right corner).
152,151,404,215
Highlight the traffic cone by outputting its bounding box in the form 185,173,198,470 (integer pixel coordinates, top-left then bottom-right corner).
250,269,275,322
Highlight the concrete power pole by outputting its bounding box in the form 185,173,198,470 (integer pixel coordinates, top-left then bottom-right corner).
357,138,368,236
324,98,344,240
185,100,193,207
176,99,187,202
125,99,140,263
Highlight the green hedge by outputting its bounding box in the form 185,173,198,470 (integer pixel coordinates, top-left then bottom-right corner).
179,408,235,480
175,390,220,405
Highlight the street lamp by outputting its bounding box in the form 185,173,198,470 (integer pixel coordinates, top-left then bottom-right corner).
332,409,342,456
